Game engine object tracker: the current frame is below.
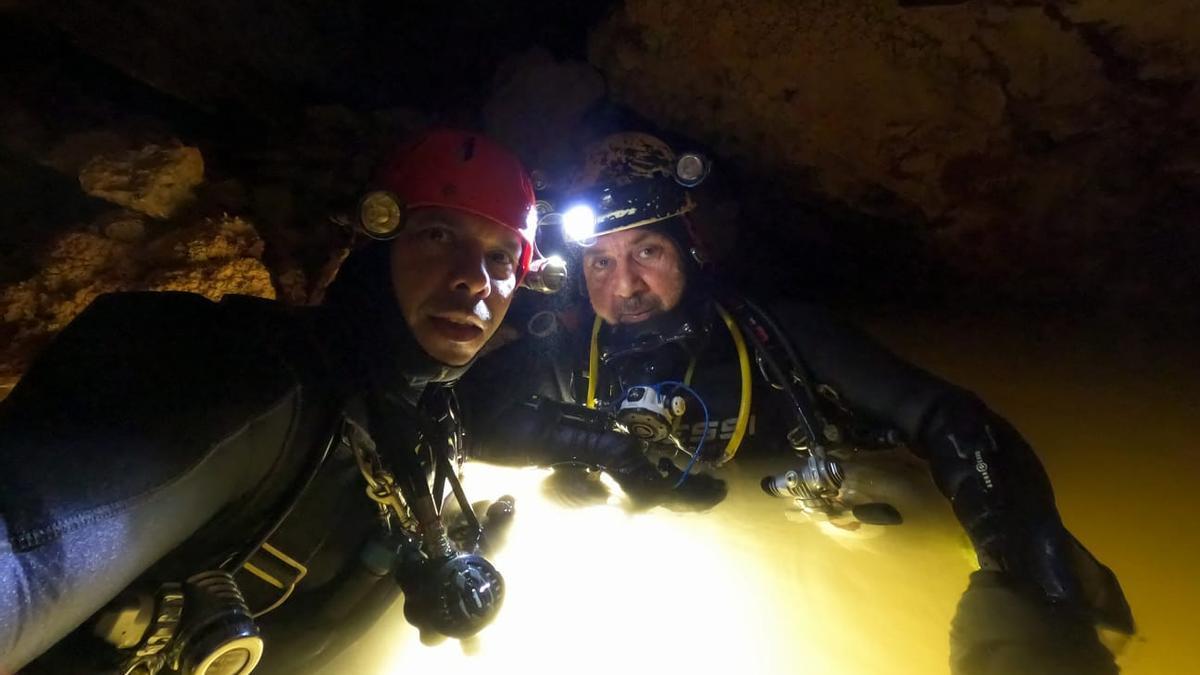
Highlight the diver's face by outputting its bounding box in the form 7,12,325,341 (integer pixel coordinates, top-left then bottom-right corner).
390,206,522,366
582,227,686,325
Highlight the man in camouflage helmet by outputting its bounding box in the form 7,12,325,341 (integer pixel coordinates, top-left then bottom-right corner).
460,132,1133,674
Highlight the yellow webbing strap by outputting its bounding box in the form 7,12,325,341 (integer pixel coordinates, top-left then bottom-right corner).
240,542,308,618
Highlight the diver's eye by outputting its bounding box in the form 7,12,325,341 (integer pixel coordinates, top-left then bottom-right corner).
423,226,452,243
488,250,515,266
636,245,661,260
411,222,454,245
589,256,612,271
487,252,516,280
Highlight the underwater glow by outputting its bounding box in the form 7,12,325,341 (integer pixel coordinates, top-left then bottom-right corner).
322,456,975,675
315,315,1196,675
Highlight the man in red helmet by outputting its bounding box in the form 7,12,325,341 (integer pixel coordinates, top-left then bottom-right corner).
0,130,547,675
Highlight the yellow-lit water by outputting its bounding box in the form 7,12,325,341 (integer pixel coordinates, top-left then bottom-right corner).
318,315,1197,675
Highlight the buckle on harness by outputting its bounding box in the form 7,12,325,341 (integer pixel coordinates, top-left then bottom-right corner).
237,542,308,617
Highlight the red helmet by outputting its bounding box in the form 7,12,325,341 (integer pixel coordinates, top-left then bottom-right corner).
362,129,538,279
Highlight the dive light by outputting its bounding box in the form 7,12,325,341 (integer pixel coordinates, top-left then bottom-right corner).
98,571,262,675
397,548,505,640
172,571,263,675
522,255,568,294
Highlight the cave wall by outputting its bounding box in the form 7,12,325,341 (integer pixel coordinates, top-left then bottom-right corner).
588,0,1200,306
2,0,1198,393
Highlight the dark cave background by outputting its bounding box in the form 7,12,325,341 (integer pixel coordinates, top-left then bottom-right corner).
2,0,1198,390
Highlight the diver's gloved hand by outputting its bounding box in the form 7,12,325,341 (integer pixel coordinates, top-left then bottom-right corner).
613,458,727,511
919,394,1133,633
979,520,1134,635
472,398,726,510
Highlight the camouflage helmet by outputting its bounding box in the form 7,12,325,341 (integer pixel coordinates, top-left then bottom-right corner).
574,132,678,188
560,132,709,240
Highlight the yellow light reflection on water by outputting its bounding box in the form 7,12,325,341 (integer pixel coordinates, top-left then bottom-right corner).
320,454,978,675
317,314,1196,675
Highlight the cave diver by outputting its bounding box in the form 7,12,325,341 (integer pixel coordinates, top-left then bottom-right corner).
0,129,569,675
458,131,1135,674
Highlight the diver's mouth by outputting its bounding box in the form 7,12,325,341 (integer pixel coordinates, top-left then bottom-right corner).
619,309,654,323
429,316,485,342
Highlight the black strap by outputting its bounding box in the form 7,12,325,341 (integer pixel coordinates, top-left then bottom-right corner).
716,292,834,453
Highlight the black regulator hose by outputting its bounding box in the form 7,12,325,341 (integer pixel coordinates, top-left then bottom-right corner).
722,293,828,454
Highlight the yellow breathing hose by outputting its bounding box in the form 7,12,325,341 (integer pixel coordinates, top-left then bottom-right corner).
714,302,752,465
585,303,753,464
586,314,603,409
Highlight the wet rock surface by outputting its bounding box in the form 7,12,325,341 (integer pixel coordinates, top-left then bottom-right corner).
0,211,275,393
78,143,204,219
1,1,1198,393
588,0,1200,307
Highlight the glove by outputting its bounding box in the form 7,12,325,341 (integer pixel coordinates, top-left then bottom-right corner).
919,394,1133,634
612,458,727,512
472,398,727,511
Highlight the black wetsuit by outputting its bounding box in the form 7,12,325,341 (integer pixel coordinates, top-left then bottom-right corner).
0,243,467,674
460,293,1132,675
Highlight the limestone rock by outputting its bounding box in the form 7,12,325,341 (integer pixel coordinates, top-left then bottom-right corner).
143,257,276,301
138,215,274,302
79,143,204,218
0,212,275,395
141,214,265,265
0,228,138,399
95,210,149,243
588,0,1200,305
34,230,136,295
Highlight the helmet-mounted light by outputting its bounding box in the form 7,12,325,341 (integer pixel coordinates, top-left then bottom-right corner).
522,254,568,294
674,152,710,187
358,190,404,239
562,204,598,243
552,176,694,244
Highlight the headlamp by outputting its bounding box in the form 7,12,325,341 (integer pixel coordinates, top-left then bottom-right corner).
522,255,568,294
674,153,709,187
562,205,598,243
555,176,695,244
358,191,405,239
